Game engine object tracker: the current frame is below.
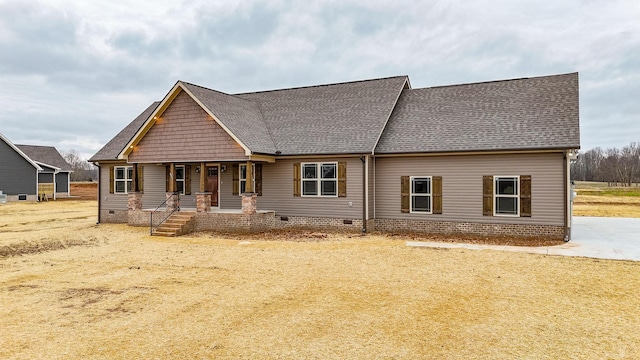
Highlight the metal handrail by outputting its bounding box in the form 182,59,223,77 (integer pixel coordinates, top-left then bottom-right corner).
150,192,180,235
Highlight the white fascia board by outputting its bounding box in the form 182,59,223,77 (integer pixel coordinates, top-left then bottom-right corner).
0,132,43,171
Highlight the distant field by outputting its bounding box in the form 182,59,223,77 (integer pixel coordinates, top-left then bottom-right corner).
69,182,97,200
573,181,640,217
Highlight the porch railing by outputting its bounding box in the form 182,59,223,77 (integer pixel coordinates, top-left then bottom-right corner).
150,193,180,235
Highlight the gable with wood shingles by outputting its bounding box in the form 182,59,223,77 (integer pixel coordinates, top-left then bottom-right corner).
128,90,247,163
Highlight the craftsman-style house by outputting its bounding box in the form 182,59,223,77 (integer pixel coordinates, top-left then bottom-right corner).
90,73,580,240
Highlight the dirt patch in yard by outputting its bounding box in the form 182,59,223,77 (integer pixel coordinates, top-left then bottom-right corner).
1,201,639,359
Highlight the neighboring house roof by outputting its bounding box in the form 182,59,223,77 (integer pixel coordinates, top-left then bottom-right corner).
0,132,42,171
91,73,579,162
16,144,73,171
376,73,580,154
89,102,160,161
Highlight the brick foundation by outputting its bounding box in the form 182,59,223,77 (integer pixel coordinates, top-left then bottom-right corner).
374,218,564,239
100,209,128,223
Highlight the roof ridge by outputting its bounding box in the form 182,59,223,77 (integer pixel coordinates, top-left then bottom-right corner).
412,72,578,91
234,75,409,95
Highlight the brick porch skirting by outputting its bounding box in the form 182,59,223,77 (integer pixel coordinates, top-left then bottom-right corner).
100,209,128,223
374,218,564,239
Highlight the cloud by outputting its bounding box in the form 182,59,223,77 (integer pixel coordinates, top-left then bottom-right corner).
0,0,638,159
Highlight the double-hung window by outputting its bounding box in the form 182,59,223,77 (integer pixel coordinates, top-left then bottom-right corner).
114,166,133,194
410,176,432,213
494,176,519,216
302,162,337,196
239,164,256,194
175,165,185,195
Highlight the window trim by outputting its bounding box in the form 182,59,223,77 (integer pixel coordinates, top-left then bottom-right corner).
300,162,338,197
239,164,256,195
410,176,432,214
493,175,520,217
114,166,133,194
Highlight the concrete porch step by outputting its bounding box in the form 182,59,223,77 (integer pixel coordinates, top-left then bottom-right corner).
152,212,196,237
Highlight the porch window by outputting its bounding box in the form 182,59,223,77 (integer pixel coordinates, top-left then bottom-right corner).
301,162,337,197
114,166,133,194
175,166,185,195
239,164,256,194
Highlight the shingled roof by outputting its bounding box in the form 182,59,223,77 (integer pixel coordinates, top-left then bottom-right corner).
16,144,72,171
376,73,580,154
90,73,579,162
181,82,276,154
236,76,408,155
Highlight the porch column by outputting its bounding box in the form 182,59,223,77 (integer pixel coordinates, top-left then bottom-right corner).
245,160,253,193
132,163,138,192
168,163,175,193
196,192,211,213
199,162,206,192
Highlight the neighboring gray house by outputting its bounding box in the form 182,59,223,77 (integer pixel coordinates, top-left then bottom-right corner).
16,144,73,199
0,132,72,201
90,73,580,240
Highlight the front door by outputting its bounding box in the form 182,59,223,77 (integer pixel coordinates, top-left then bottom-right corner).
206,166,219,207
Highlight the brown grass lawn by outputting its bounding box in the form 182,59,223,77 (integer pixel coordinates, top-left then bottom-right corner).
574,181,640,217
1,201,640,359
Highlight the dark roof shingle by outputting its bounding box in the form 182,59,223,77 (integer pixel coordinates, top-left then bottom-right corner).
16,145,72,171
375,73,580,154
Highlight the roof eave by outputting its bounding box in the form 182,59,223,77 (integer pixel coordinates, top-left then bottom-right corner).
0,132,43,171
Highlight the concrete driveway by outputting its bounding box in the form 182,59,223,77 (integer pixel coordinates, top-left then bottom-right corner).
407,217,640,261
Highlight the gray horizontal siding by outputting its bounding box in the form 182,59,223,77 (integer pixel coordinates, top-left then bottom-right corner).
141,165,167,209
374,153,565,226
38,173,54,183
258,157,363,219
0,139,37,195
100,163,128,210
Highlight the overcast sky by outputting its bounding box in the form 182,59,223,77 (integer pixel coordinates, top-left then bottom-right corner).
1,0,638,160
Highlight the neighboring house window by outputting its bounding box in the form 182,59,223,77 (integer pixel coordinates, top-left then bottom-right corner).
114,166,133,194
301,162,337,196
239,164,256,194
175,165,185,195
483,175,531,217
411,176,432,213
401,176,442,214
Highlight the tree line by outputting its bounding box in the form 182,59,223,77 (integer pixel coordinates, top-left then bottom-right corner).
571,142,640,186
62,150,98,182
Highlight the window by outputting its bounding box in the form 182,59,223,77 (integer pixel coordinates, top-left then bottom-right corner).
114,166,133,194
411,176,432,213
175,165,185,195
301,162,337,196
494,176,519,216
239,164,256,194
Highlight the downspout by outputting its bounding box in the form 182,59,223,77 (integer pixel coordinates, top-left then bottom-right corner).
96,164,101,224
360,155,367,233
563,151,569,242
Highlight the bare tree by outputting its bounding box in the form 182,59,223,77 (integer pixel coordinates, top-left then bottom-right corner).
572,142,640,186
62,150,97,181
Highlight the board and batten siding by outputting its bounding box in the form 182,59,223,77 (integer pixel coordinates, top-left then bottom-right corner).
55,173,69,193
0,138,37,195
128,90,248,163
257,157,363,219
374,153,565,226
